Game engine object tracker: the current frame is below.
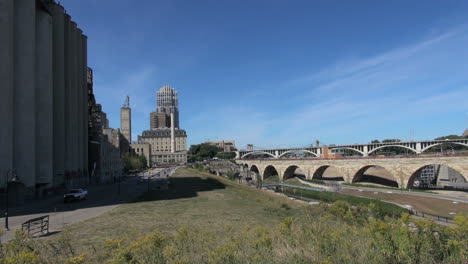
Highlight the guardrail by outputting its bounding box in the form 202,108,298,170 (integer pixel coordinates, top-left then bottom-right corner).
261,183,325,192
21,215,49,237
409,210,454,224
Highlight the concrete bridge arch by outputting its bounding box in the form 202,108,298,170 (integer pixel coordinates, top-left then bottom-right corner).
368,145,417,155
421,142,468,153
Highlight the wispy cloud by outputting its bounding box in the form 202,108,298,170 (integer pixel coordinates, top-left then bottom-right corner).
189,26,468,149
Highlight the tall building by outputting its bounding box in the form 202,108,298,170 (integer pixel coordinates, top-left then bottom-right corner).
205,140,238,152
120,96,132,144
139,86,187,165
150,85,179,129
150,112,168,130
0,0,89,202
88,68,124,184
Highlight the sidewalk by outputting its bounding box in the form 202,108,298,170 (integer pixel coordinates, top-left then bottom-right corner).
1,168,169,242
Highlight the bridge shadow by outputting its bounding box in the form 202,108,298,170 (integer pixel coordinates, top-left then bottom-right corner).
5,175,226,219
354,175,399,188
131,177,226,203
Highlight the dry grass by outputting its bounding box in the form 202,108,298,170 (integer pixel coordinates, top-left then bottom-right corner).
58,168,302,252
2,168,467,263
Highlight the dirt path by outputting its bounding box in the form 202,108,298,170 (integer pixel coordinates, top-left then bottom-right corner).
340,189,468,217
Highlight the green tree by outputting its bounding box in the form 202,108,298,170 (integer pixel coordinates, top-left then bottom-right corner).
122,153,147,172
188,143,219,162
215,152,236,159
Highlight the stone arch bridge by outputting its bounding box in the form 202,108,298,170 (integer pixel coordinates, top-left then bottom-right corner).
236,156,468,189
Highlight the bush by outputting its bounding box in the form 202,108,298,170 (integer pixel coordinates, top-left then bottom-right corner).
1,212,467,263
282,187,407,218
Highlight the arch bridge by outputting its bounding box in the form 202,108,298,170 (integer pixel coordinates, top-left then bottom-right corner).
237,156,468,189
236,139,468,159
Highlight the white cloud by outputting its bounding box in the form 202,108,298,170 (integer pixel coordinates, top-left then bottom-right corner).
188,26,468,149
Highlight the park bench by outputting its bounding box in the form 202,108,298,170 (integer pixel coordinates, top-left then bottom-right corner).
21,215,49,237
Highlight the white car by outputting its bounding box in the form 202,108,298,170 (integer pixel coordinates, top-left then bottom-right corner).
64,188,88,203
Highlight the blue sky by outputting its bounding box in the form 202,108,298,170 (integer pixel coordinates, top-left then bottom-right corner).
61,0,468,149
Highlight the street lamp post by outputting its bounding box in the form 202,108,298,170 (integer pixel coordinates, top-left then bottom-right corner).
5,169,20,231
118,174,121,195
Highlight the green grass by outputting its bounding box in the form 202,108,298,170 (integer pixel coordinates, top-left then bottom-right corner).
281,186,408,218
2,168,467,263
262,174,280,184
342,183,434,193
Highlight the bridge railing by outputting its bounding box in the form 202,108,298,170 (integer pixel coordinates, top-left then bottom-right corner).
238,153,468,161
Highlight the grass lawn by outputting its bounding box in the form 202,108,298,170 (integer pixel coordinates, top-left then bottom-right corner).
59,168,302,252
342,183,433,193
5,168,466,263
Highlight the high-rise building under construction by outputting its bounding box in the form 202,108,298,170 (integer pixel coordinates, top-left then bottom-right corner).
150,85,179,129
139,86,187,165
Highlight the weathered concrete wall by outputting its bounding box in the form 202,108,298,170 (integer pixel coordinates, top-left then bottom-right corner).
35,8,53,187
13,0,36,192
0,1,89,200
0,0,15,185
52,4,65,186
238,156,468,189
82,35,88,178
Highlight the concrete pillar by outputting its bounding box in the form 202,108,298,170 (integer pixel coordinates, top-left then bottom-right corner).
415,142,422,154
363,145,369,157
52,4,65,187
274,150,279,158
0,0,15,186
64,14,72,180
35,8,54,186
13,0,36,190
316,147,321,158
82,35,88,179
235,151,240,159
76,28,83,180
70,22,78,177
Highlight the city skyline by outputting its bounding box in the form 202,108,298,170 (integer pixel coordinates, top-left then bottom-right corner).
61,0,468,148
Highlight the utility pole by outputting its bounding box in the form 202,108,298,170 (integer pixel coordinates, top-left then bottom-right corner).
118,174,121,195
147,175,150,192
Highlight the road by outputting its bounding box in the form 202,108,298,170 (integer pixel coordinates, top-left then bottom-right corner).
340,185,468,204
1,167,176,242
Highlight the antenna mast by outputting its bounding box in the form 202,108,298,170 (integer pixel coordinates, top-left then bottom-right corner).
123,95,130,108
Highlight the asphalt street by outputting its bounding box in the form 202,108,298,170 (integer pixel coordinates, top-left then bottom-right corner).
1,167,175,242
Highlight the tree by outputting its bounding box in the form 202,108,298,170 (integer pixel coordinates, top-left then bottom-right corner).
122,153,147,172
215,152,236,159
188,143,220,162
371,140,380,144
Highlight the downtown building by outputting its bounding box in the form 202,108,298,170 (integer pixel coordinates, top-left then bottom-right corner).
138,86,187,165
88,68,124,184
0,0,89,202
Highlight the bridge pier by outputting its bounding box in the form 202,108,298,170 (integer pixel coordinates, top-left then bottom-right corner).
363,146,369,157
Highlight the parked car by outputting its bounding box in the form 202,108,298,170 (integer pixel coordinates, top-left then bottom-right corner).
64,188,87,203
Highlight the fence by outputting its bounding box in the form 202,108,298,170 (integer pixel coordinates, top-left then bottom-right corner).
21,215,49,237
410,210,454,224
